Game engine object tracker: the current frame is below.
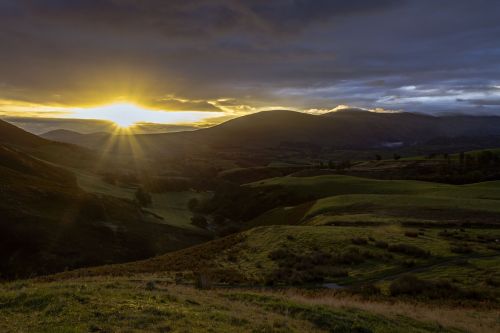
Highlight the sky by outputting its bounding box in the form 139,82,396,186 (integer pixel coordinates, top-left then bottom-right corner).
1,0,500,133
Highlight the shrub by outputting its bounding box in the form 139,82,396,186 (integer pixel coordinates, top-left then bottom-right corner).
194,272,212,290
389,276,488,300
486,277,500,287
353,284,381,297
404,231,418,238
388,243,430,258
389,275,428,296
351,237,368,245
267,249,351,285
135,187,152,207
191,215,207,228
145,281,157,291
450,244,473,254
374,240,388,249
336,247,365,264
187,198,199,211
268,248,292,261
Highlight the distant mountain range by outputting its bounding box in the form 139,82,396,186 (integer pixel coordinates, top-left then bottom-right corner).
39,110,500,154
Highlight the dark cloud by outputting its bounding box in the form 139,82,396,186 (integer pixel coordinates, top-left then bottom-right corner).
12,0,398,37
0,0,500,119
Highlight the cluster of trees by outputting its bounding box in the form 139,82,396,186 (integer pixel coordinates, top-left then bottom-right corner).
318,160,352,170
422,150,500,183
135,187,152,207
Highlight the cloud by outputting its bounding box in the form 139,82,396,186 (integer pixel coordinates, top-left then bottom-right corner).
0,0,500,120
150,95,223,112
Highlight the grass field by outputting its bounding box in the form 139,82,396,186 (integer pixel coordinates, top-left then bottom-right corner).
8,169,497,332
1,276,497,333
147,191,212,232
244,175,500,226
248,174,500,200
46,224,500,304
71,168,211,232
48,172,500,302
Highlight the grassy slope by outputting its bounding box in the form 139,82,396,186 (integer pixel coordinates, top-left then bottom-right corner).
71,168,211,233
46,225,500,296
2,276,495,333
0,146,211,278
246,175,500,226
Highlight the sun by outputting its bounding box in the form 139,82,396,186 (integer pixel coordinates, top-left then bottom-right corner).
93,103,148,128
112,116,137,128
71,103,153,128
67,101,224,127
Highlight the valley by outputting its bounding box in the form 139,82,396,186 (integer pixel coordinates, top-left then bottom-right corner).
1,112,500,332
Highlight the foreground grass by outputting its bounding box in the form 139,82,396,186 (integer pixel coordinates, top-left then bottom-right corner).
46,224,500,303
2,276,496,333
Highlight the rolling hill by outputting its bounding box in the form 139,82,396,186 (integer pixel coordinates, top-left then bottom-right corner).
38,110,500,160
41,129,112,149
0,122,211,279
0,119,97,168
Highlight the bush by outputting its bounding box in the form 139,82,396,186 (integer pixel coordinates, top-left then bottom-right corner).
135,187,152,207
388,243,430,258
486,277,500,287
389,275,490,300
374,240,388,249
191,215,207,228
267,249,350,285
404,231,419,238
353,284,381,297
268,248,292,261
187,198,199,212
194,272,212,290
336,247,365,264
351,237,368,245
450,244,473,254
389,275,428,296
145,281,157,291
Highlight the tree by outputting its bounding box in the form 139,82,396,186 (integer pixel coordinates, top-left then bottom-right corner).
375,154,382,161
191,215,207,228
135,187,152,207
393,153,401,161
102,173,116,185
459,152,465,166
187,198,199,212
478,150,494,166
328,160,335,169
336,160,351,171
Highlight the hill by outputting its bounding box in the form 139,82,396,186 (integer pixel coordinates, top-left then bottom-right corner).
40,111,500,163
0,131,210,279
0,119,97,168
45,174,500,300
40,129,112,149
0,118,48,147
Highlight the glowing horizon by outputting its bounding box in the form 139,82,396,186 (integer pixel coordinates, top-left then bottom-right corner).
63,102,224,128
